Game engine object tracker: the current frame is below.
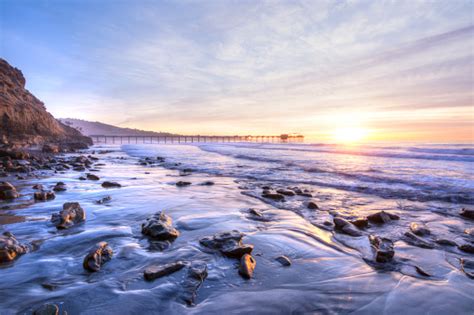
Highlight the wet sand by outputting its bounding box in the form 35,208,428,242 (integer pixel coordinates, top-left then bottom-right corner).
0,145,473,314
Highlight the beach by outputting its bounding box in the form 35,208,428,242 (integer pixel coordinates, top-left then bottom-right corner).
1,142,473,314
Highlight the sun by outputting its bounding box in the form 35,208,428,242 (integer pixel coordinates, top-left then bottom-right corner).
331,127,369,143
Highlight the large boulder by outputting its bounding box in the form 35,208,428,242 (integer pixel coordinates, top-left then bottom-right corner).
51,202,86,229
0,181,19,200
83,242,113,272
141,211,180,241
0,232,29,263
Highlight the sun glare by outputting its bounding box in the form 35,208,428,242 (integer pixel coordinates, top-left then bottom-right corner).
331,127,369,143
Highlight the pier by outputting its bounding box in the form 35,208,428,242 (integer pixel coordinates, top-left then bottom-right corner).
89,134,304,144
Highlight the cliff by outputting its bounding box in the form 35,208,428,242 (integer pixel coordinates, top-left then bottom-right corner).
0,58,92,149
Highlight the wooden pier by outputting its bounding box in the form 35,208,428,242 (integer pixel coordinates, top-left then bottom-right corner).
89,134,304,144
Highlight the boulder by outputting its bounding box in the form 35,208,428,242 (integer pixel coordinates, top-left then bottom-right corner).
0,181,19,200
83,242,113,272
144,261,186,281
409,222,430,236
53,182,67,192
460,208,474,220
369,235,394,263
101,181,121,188
0,231,29,263
333,217,363,237
200,230,253,258
307,201,319,210
262,192,285,201
51,202,86,229
276,189,295,196
86,173,100,181
34,191,55,201
367,211,399,224
239,254,256,279
181,261,208,305
176,181,191,187
351,217,369,229
275,255,291,266
141,211,179,241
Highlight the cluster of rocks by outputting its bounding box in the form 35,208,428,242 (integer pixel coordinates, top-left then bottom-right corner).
0,232,29,263
200,230,256,278
138,156,165,167
260,185,318,208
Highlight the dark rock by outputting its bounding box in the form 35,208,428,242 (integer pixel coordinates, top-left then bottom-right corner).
275,255,291,266
144,261,185,281
367,211,399,224
333,217,363,237
51,202,86,229
460,258,474,279
460,208,474,220
351,217,369,229
78,176,86,180
96,196,112,204
73,166,86,172
403,231,434,249
53,182,66,192
0,231,29,263
83,241,113,272
34,303,59,315
369,235,394,263
276,189,295,196
32,184,43,190
249,208,263,217
297,192,312,197
435,239,457,246
307,201,319,210
0,181,19,200
200,230,253,258
239,254,256,279
141,211,179,241
458,243,474,254
409,222,430,236
86,173,100,181
34,191,55,201
262,192,285,201
181,261,208,305
176,181,191,187
101,181,121,188
200,181,215,186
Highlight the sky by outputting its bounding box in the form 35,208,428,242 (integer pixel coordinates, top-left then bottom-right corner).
1,0,473,142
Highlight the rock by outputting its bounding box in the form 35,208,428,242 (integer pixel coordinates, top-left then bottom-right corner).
200,230,253,258
351,218,369,229
144,261,185,281
276,189,295,196
141,211,179,241
96,196,112,204
367,211,399,224
297,192,312,197
79,176,86,180
101,181,121,188
403,231,434,249
42,144,60,154
275,255,291,266
176,181,191,187
34,303,59,315
32,184,43,190
307,201,319,210
409,222,430,236
200,181,215,186
415,266,431,277
249,208,263,217
333,217,363,237
458,243,474,254
435,239,457,246
83,242,113,272
0,231,29,263
369,235,394,263
460,258,474,279
0,181,19,200
86,173,100,180
262,192,285,201
51,202,86,229
460,208,474,220
34,191,55,201
181,261,208,305
239,254,256,279
53,182,66,192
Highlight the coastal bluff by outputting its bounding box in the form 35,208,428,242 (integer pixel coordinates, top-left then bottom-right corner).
0,58,91,150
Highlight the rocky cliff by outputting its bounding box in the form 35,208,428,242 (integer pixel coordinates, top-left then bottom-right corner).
0,58,92,149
